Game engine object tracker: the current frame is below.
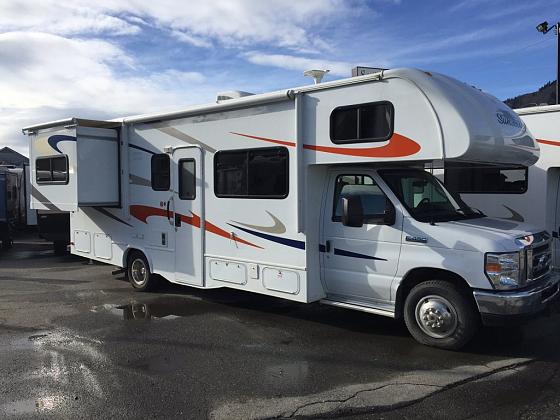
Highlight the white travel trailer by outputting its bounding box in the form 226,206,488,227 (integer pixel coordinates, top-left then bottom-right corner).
443,105,560,265
24,69,559,349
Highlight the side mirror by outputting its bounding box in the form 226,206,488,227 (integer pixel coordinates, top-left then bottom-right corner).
384,200,396,225
342,196,363,227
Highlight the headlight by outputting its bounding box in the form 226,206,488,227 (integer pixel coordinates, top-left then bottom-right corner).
485,251,525,290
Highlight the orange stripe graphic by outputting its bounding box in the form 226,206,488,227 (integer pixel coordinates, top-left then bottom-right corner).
537,139,560,146
302,133,420,157
130,205,167,223
231,132,421,158
129,205,261,248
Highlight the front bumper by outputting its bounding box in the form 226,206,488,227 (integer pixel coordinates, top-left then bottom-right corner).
473,271,560,325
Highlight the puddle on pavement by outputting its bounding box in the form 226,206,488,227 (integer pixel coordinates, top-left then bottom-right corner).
0,395,66,415
93,297,211,321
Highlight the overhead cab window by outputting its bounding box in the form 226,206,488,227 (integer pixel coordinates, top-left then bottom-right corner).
445,164,528,194
151,154,170,191
214,147,289,198
330,101,394,144
35,155,69,184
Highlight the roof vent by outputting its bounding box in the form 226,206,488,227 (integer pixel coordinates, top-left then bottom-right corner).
216,90,255,103
303,69,329,84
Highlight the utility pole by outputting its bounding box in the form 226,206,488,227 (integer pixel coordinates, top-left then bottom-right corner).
536,21,560,104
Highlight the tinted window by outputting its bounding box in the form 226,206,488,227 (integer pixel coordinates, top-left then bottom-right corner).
215,150,247,196
214,147,288,198
36,156,68,184
330,101,393,144
178,159,196,200
51,156,68,182
36,158,52,183
332,174,391,224
151,154,170,191
445,164,528,194
380,169,481,223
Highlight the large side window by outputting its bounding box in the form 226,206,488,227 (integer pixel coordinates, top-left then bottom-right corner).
330,101,394,144
178,159,196,200
332,174,392,224
214,147,289,198
445,164,528,194
151,154,170,191
35,155,69,184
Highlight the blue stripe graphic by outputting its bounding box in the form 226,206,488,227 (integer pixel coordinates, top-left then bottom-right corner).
48,135,76,153
227,223,305,250
333,248,387,261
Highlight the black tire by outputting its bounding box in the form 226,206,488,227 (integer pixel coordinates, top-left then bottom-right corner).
403,280,479,350
2,238,12,250
53,241,67,255
127,251,158,292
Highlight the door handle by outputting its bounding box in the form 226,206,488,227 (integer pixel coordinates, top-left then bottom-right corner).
166,200,171,221
325,240,331,253
175,213,181,227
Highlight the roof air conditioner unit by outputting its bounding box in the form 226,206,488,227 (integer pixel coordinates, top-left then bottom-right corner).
216,90,255,103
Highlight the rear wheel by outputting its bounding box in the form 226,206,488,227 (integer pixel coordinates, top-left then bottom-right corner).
404,280,479,350
127,251,158,292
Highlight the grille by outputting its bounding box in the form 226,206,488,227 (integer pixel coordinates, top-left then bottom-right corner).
526,233,552,282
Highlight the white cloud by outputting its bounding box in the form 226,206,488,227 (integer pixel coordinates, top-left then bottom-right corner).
0,1,369,155
0,2,140,36
245,52,353,77
171,30,213,49
0,32,216,155
0,0,350,51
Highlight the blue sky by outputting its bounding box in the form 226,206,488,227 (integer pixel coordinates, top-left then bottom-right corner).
0,0,558,154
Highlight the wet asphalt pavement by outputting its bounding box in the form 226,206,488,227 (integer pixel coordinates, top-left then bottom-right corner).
1,233,560,419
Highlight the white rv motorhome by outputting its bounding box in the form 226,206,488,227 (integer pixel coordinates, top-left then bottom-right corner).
444,105,560,266
24,69,559,349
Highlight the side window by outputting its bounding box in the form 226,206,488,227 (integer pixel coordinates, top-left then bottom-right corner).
35,156,69,184
178,159,196,200
332,174,391,224
445,164,528,194
214,147,289,198
151,154,170,191
330,101,393,144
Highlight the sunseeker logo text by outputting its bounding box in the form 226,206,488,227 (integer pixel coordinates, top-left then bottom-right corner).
496,110,523,129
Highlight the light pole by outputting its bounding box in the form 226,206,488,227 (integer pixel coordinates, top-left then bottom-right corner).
536,21,560,105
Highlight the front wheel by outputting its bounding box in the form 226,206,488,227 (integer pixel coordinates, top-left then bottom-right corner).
127,251,158,292
404,280,479,350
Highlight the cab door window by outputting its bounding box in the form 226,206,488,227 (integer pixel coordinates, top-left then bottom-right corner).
332,174,393,224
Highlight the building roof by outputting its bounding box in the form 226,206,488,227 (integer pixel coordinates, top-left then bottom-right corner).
0,147,28,167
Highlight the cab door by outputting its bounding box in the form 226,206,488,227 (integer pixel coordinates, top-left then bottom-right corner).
320,170,402,305
172,147,203,286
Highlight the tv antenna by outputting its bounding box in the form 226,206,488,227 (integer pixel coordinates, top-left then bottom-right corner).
303,69,329,84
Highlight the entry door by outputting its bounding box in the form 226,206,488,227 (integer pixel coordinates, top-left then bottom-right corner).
172,147,203,286
321,171,402,304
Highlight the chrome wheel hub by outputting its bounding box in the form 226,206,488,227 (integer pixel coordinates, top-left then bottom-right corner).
415,295,458,339
131,259,147,286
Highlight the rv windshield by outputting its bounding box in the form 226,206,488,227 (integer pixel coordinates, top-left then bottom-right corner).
379,169,483,223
